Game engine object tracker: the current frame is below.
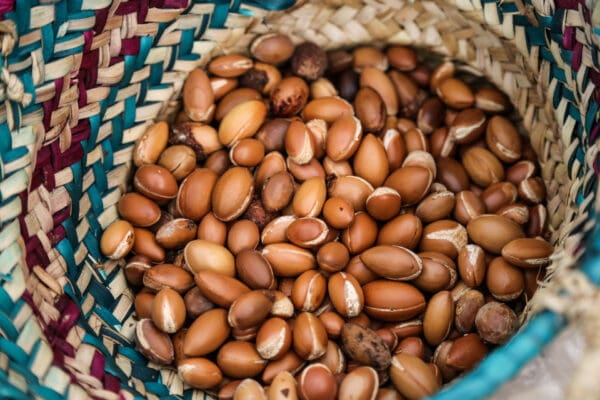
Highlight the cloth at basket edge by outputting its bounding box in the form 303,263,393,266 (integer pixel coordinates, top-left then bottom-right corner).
0,0,596,398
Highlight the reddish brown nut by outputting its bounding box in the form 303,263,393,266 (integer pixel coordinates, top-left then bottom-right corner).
389,353,440,399
298,363,338,400
501,237,553,268
291,270,327,312
256,317,293,360
457,244,486,287
135,318,174,365
363,280,426,322
291,42,327,81
377,213,423,250
420,220,468,259
446,333,488,371
454,289,485,334
413,252,457,293
423,291,454,346
217,341,267,379
228,290,273,330
467,214,525,254
436,78,474,109
293,312,328,360
475,301,519,344
317,241,350,273
151,288,186,334
486,116,522,162
481,182,518,213
328,272,364,318
486,257,525,301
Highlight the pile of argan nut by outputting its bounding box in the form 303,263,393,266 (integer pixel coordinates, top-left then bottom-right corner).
100,33,552,400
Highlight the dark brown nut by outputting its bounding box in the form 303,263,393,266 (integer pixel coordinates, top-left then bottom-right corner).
423,291,454,346
195,270,251,308
430,61,455,91
132,227,165,262
387,46,417,71
446,333,488,371
261,215,296,244
420,220,468,259
183,69,214,122
454,289,485,333
211,167,254,221
185,239,235,276
486,257,525,301
256,317,292,360
388,70,424,117
155,218,196,249
210,76,238,100
262,351,305,384
235,249,276,290
501,237,553,268
228,290,273,330
302,96,354,123
143,263,194,294
286,218,329,249
262,243,316,277
197,212,227,245
527,204,548,237
291,42,327,81
342,212,378,254
327,49,354,73
335,69,359,102
215,88,262,121
436,78,474,109
291,177,326,218
250,33,294,65
366,187,402,221
475,301,518,344
341,323,391,370
360,245,422,281
481,182,518,213
353,133,389,187
339,366,378,400
100,220,135,259
176,168,218,222
229,138,265,167
389,353,440,400
298,363,338,400
467,214,525,254
430,127,457,159
454,190,486,225
293,312,328,360
328,175,374,212
432,341,458,381
322,197,355,230
457,244,486,287
377,213,423,249
382,128,407,170
219,100,267,146
497,203,530,225
227,219,260,255
436,157,470,193
133,121,169,166
327,272,364,318
376,328,399,353
475,87,511,114
524,267,545,299
184,287,215,319
344,255,378,285
462,147,505,187
403,128,429,153
360,66,399,115
217,341,267,379
413,252,457,293
157,145,196,181
347,312,371,329
183,308,230,356
239,63,280,95
135,319,174,365
415,190,455,223
268,371,298,400
205,149,231,176
518,177,546,204
506,160,536,185
449,108,487,144
485,115,522,162
384,166,433,206
133,164,178,203
135,291,154,319
291,270,327,312
125,255,152,286
363,280,426,322
353,46,388,71
256,119,290,153
354,87,386,133
417,97,445,134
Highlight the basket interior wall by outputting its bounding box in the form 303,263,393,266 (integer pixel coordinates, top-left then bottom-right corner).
0,0,597,399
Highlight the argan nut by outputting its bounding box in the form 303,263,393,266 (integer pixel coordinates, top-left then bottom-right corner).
455,289,485,333
235,249,276,290
256,317,293,360
298,363,338,400
328,175,374,212
251,33,294,65
501,238,553,268
125,256,152,286
115,193,161,228
353,134,389,187
415,190,455,223
143,263,194,294
185,239,235,276
486,116,522,162
286,120,315,165
327,272,364,318
194,270,250,308
184,308,230,356
154,218,196,250
134,121,169,166
302,96,354,123
341,323,391,370
417,97,445,134
475,87,511,113
292,177,327,218
377,213,423,249
413,252,457,293
178,357,223,389
261,215,296,245
389,353,439,400
233,379,266,400
497,203,530,225
209,54,253,78
197,212,227,245
506,160,536,185
467,214,525,254
354,87,386,133
518,177,546,204
286,218,329,249
363,280,426,322
353,46,388,71
291,270,327,312
449,108,486,144
423,291,454,346
133,164,178,203
184,287,215,319
219,100,267,146
229,138,265,167
326,116,363,162
481,182,518,213
101,220,135,259
486,257,525,301
322,197,355,229
228,290,273,330
454,190,486,225
176,168,218,221
212,167,254,221
211,76,238,101
342,212,378,254
475,301,518,344
135,291,154,319
293,312,328,360
430,61,455,91
366,187,402,221
217,341,267,379
360,245,422,281
291,42,327,81
436,157,470,193
151,288,186,334
446,333,488,371
183,69,214,122
436,78,474,109
462,147,505,187
287,157,326,182
420,220,468,259
268,371,298,400
387,46,417,71
135,318,174,365
158,145,196,181
360,66,399,115
396,336,425,359
262,243,316,277
338,366,378,400
457,244,486,287
382,128,407,170
384,166,433,205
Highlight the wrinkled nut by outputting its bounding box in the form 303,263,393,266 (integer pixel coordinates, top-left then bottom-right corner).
291,42,328,81
151,288,186,334
298,363,338,400
100,220,135,259
291,270,327,312
363,280,426,322
183,69,215,122
135,318,174,365
341,323,392,370
423,291,454,346
360,245,423,281
454,289,485,334
457,244,486,287
134,121,169,166
389,353,440,400
501,238,553,268
293,312,328,360
486,257,525,301
475,302,518,344
413,252,457,293
467,214,525,254
228,290,273,330
328,272,364,317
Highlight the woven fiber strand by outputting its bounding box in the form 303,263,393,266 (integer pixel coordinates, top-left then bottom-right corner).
0,0,596,399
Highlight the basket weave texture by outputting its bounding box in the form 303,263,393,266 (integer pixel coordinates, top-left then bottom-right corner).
0,0,598,399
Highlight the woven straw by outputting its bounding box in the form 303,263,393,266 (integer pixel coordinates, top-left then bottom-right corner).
0,0,598,399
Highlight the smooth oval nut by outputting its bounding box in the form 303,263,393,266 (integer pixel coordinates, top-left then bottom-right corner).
135,318,174,365
389,353,440,400
236,249,276,290
384,166,433,206
475,87,511,114
323,197,355,229
353,46,388,71
227,219,260,255
501,238,553,268
271,77,310,117
423,291,454,346
261,215,297,245
462,147,505,187
291,270,327,312
133,121,169,166
382,128,407,170
143,263,194,294
518,177,546,204
446,333,489,371
217,340,267,379
176,168,218,221
151,288,186,334
486,257,525,301
228,290,273,330
184,308,230,356
317,242,350,273
209,54,253,78
250,33,294,65
328,175,374,212
183,69,215,122
420,220,468,259
219,100,267,146
197,212,228,245
184,239,235,276
486,116,522,162
413,252,457,293
342,212,378,254
467,214,525,254
155,218,196,249
285,120,315,165
326,116,363,162
216,87,263,121
360,66,399,115
436,157,470,193
328,272,364,318
297,363,338,400
457,244,486,287
293,312,328,361
212,166,254,221
184,287,215,319
158,144,196,180
449,108,486,144
338,366,378,400
436,78,474,109
360,245,422,281
481,182,518,213
268,371,298,400
101,220,135,259
292,177,327,218
302,96,354,123
195,270,251,308
365,187,402,221
415,190,455,223
256,317,293,360
454,190,486,225
262,243,316,277
133,164,178,203
353,133,389,187
233,379,266,400
287,218,330,249
417,97,445,134
506,160,536,185
132,227,165,262
342,323,391,370
377,213,423,249
363,280,426,322
353,86,386,132
230,138,265,167
178,357,223,389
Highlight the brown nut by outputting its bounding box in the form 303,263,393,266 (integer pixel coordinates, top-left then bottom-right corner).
226,219,260,255
228,290,273,330
316,339,345,375
133,164,178,203
302,96,354,124
497,203,530,225
155,218,196,249
430,127,457,159
256,119,290,153
382,129,407,170
158,145,196,181
143,263,194,294
326,116,363,162
423,291,454,346
211,167,254,221
454,190,486,225
342,323,392,370
262,351,305,384
527,204,548,238
501,237,553,268
377,213,423,249
360,245,422,281
436,157,470,193
183,308,230,356
339,366,378,400
328,175,374,212
387,46,417,71
233,379,266,400
285,120,315,165
462,147,505,187
389,353,440,400
261,215,296,245
467,214,525,254
133,121,169,166
506,160,536,185
436,78,474,109
184,287,214,319
256,317,293,360
235,249,276,290
197,212,227,245
135,318,174,365
518,177,546,204
211,76,238,101
241,62,282,95
475,301,518,344
417,97,445,134
293,312,328,360
481,182,518,213
132,227,165,262
291,270,327,312
209,54,253,78
268,371,298,400
384,166,433,206
262,243,316,277
415,190,455,223
366,187,402,221
354,87,386,133
413,252,457,293
270,77,310,117
170,122,222,158
134,291,154,319
486,257,525,301
311,77,338,99
420,220,468,259
292,177,327,218
449,108,486,144
353,46,388,71
176,168,218,221
457,244,486,287
446,333,489,371
125,256,152,286
219,100,267,146
287,157,326,182
286,218,330,249
486,116,522,162
250,33,294,65
327,272,364,318
363,280,426,322
291,42,327,81
229,138,265,167
255,151,287,188
430,61,455,91
475,87,511,113
316,242,350,273
100,220,135,259
194,270,250,308
403,128,429,153
183,69,215,122
151,288,186,334
322,197,355,230
342,212,378,254
184,239,235,276
360,66,399,115
217,341,267,379
298,363,338,400
454,289,485,333
353,133,389,187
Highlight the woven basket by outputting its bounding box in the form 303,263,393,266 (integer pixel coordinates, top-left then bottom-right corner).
0,0,599,398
